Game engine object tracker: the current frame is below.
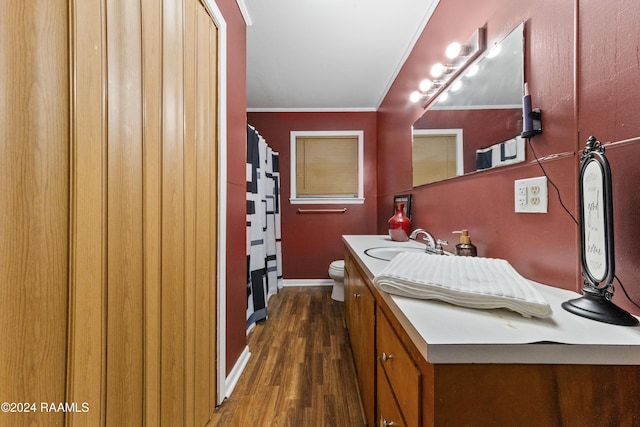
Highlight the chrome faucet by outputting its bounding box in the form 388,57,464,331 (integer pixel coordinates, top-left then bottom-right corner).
409,228,448,255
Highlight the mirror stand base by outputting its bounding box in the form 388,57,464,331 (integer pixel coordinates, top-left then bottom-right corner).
562,293,639,326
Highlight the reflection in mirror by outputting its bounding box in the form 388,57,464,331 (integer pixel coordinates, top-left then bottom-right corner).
412,23,524,187
412,129,463,186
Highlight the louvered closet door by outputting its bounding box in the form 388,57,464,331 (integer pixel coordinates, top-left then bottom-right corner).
1,1,220,424
66,0,219,425
177,1,219,425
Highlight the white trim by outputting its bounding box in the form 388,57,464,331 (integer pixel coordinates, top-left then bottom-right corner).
412,128,464,177
246,320,256,336
283,279,335,287
247,107,377,113
224,346,251,398
289,197,364,205
290,130,364,204
203,0,228,406
235,0,252,26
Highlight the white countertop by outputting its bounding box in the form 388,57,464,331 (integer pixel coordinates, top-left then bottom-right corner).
344,235,640,365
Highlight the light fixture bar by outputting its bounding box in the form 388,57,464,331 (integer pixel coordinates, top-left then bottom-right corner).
413,27,486,109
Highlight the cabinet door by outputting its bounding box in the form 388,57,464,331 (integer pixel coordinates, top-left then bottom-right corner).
378,362,407,427
344,253,376,426
377,311,421,427
358,279,376,426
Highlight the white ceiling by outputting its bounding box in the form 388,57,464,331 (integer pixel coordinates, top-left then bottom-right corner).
244,0,440,112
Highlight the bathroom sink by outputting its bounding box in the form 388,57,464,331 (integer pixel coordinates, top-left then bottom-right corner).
364,246,426,261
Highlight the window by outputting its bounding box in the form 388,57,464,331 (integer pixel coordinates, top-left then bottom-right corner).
290,130,364,204
411,128,463,186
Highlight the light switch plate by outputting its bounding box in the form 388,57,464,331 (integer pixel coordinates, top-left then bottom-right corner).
514,176,548,213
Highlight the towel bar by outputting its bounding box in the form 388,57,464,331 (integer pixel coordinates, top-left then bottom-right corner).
296,208,348,214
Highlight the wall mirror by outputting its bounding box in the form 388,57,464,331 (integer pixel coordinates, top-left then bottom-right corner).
412,23,524,187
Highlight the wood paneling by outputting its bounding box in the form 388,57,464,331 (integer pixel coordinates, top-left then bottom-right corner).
184,0,198,424
67,0,107,425
141,0,163,424
0,2,70,426
161,0,187,420
105,1,145,424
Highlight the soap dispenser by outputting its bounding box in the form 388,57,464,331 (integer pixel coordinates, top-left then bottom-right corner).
453,229,477,257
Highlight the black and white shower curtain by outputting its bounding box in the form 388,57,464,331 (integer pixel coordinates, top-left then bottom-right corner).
246,125,282,331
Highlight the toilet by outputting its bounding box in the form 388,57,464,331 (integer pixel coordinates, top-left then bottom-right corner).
328,260,345,302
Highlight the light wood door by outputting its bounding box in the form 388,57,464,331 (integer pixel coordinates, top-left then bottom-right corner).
70,0,220,424
0,2,70,426
1,1,220,426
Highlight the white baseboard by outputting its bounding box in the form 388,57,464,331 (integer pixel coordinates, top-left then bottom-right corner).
283,279,334,287
224,346,251,398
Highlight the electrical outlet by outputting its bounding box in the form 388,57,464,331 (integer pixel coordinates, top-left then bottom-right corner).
514,176,548,213
516,185,528,208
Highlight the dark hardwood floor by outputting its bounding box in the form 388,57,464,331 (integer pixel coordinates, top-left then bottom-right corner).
210,286,366,426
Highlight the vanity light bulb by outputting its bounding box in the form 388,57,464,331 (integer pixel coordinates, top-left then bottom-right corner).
466,64,479,77
438,92,449,103
446,42,462,59
487,44,501,58
450,80,462,92
409,91,422,103
431,63,444,78
419,79,433,92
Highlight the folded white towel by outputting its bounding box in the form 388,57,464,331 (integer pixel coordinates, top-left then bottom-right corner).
373,252,552,318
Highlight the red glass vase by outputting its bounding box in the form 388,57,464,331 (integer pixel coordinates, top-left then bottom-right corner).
388,202,411,242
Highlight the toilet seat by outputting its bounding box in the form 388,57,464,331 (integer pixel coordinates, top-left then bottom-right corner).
328,260,345,302
328,260,345,278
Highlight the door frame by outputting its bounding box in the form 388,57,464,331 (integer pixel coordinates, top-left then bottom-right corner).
202,0,228,405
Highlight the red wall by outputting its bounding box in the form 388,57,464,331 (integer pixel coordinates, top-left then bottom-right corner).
247,112,378,279
577,0,640,316
218,0,250,375
378,0,640,315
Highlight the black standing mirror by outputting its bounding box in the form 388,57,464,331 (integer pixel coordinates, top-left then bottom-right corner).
562,136,639,326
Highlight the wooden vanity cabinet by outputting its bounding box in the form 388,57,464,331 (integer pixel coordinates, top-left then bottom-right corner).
344,251,376,426
343,240,640,427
